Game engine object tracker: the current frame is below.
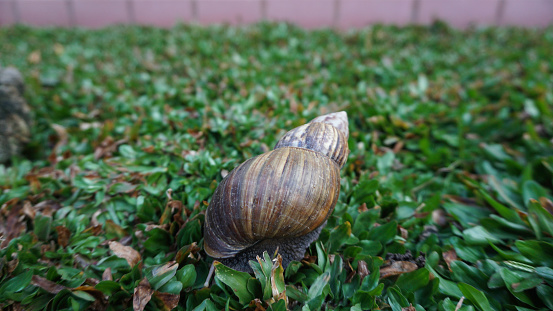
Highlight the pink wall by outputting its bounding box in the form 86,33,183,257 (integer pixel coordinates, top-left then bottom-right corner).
0,0,552,29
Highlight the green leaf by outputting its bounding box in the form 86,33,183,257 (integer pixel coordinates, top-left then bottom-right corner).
442,202,491,228
95,281,122,295
307,271,330,301
536,284,553,309
513,276,543,292
425,258,463,299
462,226,502,246
214,261,256,305
0,270,33,293
488,242,533,264
71,290,96,302
479,190,523,224
396,268,430,293
450,261,488,289
527,199,553,238
34,213,53,241
522,181,548,207
191,298,219,311
535,267,553,286
352,180,379,206
367,221,397,245
499,268,535,307
268,299,286,311
285,285,307,303
359,240,382,256
158,280,183,294
147,262,179,290
250,252,272,294
387,287,409,310
457,283,493,311
327,221,352,253
515,240,553,267
353,208,380,237
177,264,197,289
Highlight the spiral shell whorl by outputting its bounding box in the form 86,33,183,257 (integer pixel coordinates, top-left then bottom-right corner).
274,112,349,168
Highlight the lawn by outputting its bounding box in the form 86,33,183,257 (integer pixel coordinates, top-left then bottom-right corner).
1,22,553,310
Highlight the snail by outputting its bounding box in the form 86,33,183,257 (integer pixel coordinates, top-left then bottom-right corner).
0,66,31,164
203,112,349,272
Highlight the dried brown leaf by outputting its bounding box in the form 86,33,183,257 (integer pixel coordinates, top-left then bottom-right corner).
432,209,447,227
379,261,418,279
0,203,26,248
540,197,553,216
153,291,180,310
7,258,19,273
56,226,71,247
399,226,409,240
175,242,201,265
357,260,370,281
103,267,113,281
393,140,405,154
133,278,154,311
105,220,128,238
74,254,93,269
357,203,368,213
270,254,287,305
83,224,103,236
28,50,41,64
109,241,141,268
33,200,62,216
443,249,458,271
31,275,67,294
22,201,35,219
94,137,128,160
253,298,266,311
51,123,68,153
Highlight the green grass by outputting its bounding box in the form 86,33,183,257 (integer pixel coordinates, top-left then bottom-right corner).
1,22,553,310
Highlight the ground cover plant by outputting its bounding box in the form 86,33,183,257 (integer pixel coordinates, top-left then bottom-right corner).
1,22,553,310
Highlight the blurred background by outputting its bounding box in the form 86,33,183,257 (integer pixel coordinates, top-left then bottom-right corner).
1,0,552,29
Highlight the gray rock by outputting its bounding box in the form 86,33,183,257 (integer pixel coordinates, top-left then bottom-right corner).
0,66,32,163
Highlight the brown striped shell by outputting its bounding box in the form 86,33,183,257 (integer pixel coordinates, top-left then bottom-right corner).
203,112,349,272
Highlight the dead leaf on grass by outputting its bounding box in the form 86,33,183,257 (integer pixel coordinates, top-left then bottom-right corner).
133,278,154,311
0,202,26,248
379,261,418,279
443,249,458,271
56,226,71,247
153,291,180,310
31,275,67,294
357,260,370,281
103,267,113,281
540,197,553,216
109,241,141,268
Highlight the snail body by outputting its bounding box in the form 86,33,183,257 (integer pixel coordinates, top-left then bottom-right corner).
204,112,349,272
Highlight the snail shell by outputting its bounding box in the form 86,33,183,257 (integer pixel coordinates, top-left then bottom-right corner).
204,112,349,272
0,66,31,164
